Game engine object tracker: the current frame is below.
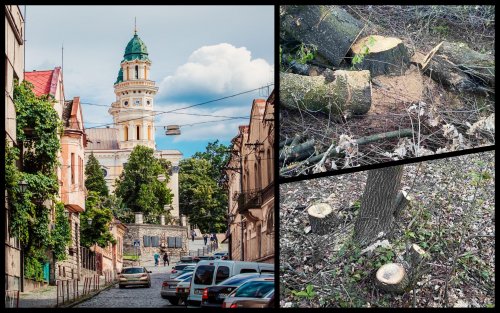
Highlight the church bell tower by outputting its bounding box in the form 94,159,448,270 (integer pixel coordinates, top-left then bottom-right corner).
109,27,158,150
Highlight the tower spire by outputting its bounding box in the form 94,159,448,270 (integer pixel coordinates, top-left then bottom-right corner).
134,17,137,35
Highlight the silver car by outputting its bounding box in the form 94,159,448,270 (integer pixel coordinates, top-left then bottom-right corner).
118,266,152,289
222,277,274,308
170,264,195,279
161,272,193,305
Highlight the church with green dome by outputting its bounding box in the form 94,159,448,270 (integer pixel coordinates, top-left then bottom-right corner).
85,29,182,223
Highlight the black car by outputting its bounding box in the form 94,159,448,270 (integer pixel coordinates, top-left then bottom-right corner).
200,273,273,308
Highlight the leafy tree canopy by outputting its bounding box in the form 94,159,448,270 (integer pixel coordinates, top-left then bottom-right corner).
80,191,116,248
192,140,230,185
179,157,227,234
114,145,173,224
85,152,109,197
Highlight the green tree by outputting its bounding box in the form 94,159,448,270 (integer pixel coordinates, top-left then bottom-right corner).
179,158,227,233
114,145,173,223
85,152,109,197
81,154,115,248
192,140,230,185
7,80,70,281
80,191,116,248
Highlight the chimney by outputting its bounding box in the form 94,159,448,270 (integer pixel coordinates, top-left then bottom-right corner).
134,212,143,224
160,214,165,225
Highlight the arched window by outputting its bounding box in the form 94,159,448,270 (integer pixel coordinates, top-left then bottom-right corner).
126,67,129,80
148,125,152,140
135,65,139,79
136,125,140,140
124,126,128,141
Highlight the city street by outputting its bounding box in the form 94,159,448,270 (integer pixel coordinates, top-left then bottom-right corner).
74,239,227,308
74,262,182,308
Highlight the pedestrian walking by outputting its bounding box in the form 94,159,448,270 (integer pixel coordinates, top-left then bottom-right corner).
191,229,196,242
203,233,208,245
163,252,169,267
154,252,160,267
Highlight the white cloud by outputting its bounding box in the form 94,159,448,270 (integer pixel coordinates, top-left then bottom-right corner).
158,43,274,101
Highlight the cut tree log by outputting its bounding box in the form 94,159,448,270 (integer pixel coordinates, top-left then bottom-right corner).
279,139,316,162
280,70,372,117
281,5,364,67
307,203,339,235
420,41,495,93
351,35,410,77
392,190,410,220
375,263,409,294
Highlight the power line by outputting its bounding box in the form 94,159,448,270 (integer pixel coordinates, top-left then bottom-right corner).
85,83,274,129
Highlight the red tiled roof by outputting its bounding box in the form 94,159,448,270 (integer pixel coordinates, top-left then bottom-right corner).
24,67,61,97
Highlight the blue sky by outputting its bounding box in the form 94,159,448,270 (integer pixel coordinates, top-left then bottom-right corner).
24,5,274,157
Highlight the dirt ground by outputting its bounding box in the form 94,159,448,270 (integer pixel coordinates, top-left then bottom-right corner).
279,150,495,308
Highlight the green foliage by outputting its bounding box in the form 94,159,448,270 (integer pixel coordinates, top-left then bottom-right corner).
85,152,109,197
179,158,227,233
351,36,376,68
114,145,173,223
80,191,116,248
10,80,67,280
51,202,72,261
295,43,317,65
292,284,316,300
192,140,230,185
14,80,62,173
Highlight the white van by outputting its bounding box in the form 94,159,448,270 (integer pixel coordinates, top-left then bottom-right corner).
187,260,275,306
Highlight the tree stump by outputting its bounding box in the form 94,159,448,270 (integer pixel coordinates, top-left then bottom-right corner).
280,70,372,117
420,41,495,93
409,243,426,267
307,203,338,235
375,263,409,294
350,35,410,77
281,5,364,67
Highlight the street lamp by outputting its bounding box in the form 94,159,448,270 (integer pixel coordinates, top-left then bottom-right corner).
18,180,28,193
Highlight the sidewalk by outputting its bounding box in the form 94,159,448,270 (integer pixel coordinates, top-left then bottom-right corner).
18,275,112,308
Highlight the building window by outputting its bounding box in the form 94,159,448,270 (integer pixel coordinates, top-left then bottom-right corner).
144,66,147,80
71,153,75,184
148,126,151,140
102,168,107,177
79,157,83,187
136,125,140,140
135,65,139,79
124,126,128,141
126,67,129,80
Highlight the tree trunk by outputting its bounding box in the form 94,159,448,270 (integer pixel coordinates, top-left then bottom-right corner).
307,203,339,235
350,35,410,76
353,165,404,246
281,5,364,67
280,70,372,117
420,41,495,93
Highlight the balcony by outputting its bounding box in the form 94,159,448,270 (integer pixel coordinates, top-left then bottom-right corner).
237,183,274,214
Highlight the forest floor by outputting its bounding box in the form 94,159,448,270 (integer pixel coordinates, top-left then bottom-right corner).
279,5,495,178
279,150,495,308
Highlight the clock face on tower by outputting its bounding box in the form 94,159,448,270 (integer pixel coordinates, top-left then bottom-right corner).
133,98,142,106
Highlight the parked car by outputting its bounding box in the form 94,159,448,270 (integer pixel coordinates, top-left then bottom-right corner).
201,273,274,308
161,272,193,305
197,256,215,261
221,277,274,308
213,252,228,259
118,266,152,289
175,275,193,305
179,256,197,263
171,264,196,279
187,260,275,306
225,290,274,308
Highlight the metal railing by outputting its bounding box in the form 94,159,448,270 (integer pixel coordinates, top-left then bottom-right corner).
5,290,19,308
56,279,78,307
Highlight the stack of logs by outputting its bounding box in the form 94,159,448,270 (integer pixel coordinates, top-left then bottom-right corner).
280,5,494,172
